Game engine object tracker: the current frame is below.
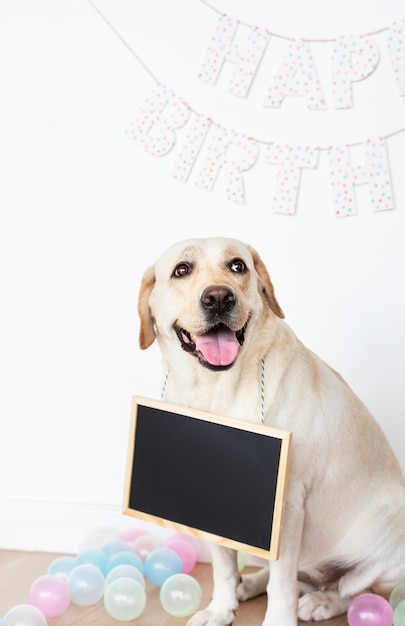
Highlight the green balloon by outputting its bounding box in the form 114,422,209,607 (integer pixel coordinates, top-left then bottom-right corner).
394,599,405,626
160,573,202,618
391,582,405,611
104,577,146,621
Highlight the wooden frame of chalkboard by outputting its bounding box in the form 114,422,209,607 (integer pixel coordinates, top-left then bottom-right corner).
123,396,291,560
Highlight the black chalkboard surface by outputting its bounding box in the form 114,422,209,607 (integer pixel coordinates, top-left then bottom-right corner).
123,396,291,559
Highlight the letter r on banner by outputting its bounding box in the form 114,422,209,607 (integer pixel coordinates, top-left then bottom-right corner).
126,84,190,156
198,15,269,97
195,127,259,203
328,139,394,217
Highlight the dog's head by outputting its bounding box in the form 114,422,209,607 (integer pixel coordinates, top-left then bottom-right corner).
138,237,284,371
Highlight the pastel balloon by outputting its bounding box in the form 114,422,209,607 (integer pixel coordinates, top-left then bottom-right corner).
67,564,105,606
104,577,146,621
117,527,146,544
168,533,201,558
164,538,197,574
144,548,183,587
160,573,202,617
391,582,405,610
0,619,8,626
106,551,144,574
75,548,108,574
348,593,393,626
4,604,47,626
237,552,247,572
29,574,71,618
47,555,77,580
101,540,132,558
394,599,405,626
133,534,163,561
105,564,145,589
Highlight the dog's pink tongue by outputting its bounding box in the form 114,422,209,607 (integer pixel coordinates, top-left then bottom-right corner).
195,327,239,366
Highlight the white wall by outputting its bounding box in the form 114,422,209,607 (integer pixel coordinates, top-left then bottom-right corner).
0,0,404,553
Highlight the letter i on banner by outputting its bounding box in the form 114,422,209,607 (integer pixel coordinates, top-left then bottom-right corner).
328,139,394,217
385,20,405,96
198,15,269,97
172,114,212,183
126,84,190,156
265,144,319,214
331,36,379,109
195,126,259,203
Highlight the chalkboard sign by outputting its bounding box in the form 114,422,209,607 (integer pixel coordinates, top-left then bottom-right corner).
123,396,291,559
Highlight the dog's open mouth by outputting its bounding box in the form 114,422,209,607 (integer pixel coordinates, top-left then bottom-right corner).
175,322,248,370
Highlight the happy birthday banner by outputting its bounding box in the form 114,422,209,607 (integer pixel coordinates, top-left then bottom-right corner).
89,0,405,217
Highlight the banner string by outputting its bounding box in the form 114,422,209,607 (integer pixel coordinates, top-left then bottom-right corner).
87,0,405,150
200,0,400,42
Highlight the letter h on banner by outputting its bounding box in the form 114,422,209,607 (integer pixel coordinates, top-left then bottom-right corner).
198,15,270,98
328,139,394,217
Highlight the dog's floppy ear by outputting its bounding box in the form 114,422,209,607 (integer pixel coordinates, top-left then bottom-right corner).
250,247,285,319
138,265,156,349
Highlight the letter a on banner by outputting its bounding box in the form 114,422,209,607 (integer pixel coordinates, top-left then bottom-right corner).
263,41,326,110
328,139,394,217
198,15,269,97
126,84,190,156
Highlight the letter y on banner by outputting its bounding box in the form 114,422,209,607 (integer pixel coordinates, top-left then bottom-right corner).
328,139,394,217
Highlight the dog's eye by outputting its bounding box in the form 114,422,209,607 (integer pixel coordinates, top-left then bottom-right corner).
173,263,192,278
229,259,246,273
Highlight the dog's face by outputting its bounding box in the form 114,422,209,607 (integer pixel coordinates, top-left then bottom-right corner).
138,237,284,371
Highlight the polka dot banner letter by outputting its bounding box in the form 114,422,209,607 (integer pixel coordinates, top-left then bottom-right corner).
126,84,190,156
331,36,379,109
328,139,394,217
172,114,212,183
385,20,405,96
263,40,326,110
195,126,259,203
265,144,319,214
198,15,269,98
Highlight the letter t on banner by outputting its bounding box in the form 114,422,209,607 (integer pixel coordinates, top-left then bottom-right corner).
198,15,269,97
265,144,319,214
328,139,394,217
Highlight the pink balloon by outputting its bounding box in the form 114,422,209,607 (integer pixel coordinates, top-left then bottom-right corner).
29,574,71,618
348,593,393,626
164,538,197,574
168,533,201,559
117,527,147,544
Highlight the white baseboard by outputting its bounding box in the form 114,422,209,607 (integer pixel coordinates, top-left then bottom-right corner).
0,499,178,555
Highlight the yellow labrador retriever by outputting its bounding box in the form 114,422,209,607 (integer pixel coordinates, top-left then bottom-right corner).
138,236,405,626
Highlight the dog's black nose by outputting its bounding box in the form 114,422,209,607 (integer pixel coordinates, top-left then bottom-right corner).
201,285,236,315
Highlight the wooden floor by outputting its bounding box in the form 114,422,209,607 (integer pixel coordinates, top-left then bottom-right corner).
0,550,348,625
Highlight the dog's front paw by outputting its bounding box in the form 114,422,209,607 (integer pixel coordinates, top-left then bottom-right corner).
298,590,351,621
187,608,236,626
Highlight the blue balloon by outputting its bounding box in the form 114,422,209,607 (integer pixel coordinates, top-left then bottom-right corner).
47,556,77,580
106,551,144,574
144,548,183,587
101,540,132,558
0,619,9,626
75,548,108,575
